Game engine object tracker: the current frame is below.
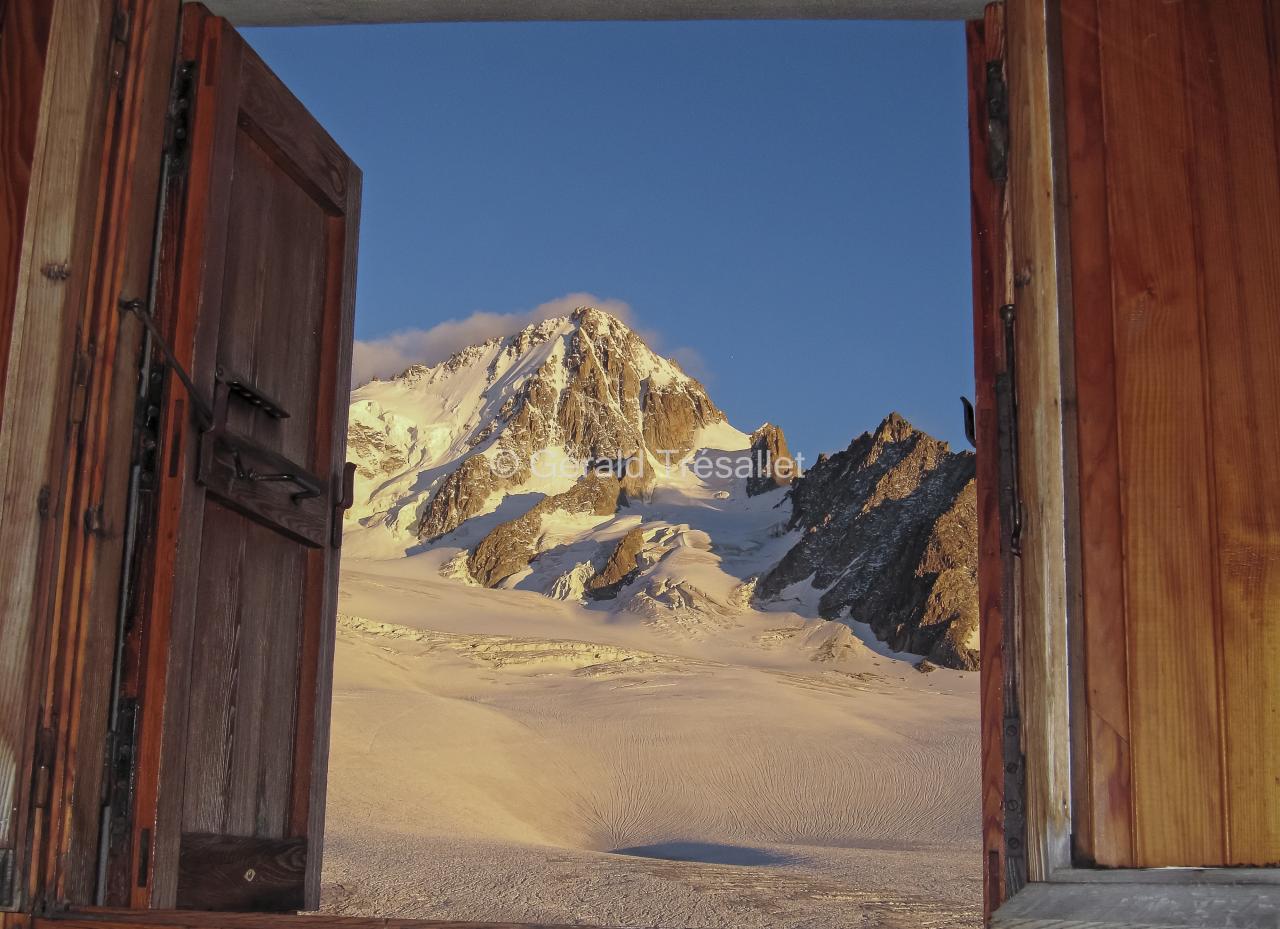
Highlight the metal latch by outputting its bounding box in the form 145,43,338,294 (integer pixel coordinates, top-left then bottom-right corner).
118,298,213,429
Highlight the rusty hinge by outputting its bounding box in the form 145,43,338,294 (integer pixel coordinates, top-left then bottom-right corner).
165,61,197,164
69,336,96,431
996,303,1023,557
1001,712,1029,896
986,60,1009,183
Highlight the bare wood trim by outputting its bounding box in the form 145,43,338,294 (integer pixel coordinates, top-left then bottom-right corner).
1003,0,1077,880
0,0,54,414
0,0,115,909
993,881,1280,929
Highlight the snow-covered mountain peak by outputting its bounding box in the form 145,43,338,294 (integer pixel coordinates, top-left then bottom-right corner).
346,307,748,549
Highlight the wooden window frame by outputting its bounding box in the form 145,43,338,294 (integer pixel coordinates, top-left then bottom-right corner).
2,0,1276,927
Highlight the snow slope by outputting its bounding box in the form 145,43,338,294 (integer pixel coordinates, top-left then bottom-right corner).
326,307,981,927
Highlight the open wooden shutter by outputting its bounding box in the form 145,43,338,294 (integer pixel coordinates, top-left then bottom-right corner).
108,3,361,911
1062,0,1280,870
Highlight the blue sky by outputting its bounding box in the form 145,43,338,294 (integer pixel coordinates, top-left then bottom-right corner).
244,20,973,461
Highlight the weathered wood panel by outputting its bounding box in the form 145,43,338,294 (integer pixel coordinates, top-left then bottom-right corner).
0,0,56,876
1004,0,1076,881
0,0,115,908
1062,0,1280,867
127,5,360,910
45,0,182,907
0,0,54,413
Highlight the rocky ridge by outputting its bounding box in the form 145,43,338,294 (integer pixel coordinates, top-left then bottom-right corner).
346,309,979,669
757,413,978,670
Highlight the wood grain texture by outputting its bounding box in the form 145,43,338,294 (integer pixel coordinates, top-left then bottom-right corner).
136,8,245,906
1101,0,1225,868
43,0,182,907
0,0,54,415
967,5,1014,917
1004,0,1076,881
0,0,114,908
1181,0,1280,865
128,6,361,909
1060,0,1280,867
176,835,306,912
1058,0,1131,868
0,0,55,866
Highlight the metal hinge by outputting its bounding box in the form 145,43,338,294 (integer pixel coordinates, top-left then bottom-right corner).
69,336,95,432
997,303,1023,556
986,60,1009,183
166,61,197,164
1001,713,1029,895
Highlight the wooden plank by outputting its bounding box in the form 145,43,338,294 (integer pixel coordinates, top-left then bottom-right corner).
176,835,305,912
0,0,55,871
1003,0,1076,881
1058,0,1132,868
1094,0,1225,867
291,162,362,908
44,0,182,906
1180,0,1280,866
131,9,362,909
136,6,245,907
237,50,350,216
0,0,54,414
992,881,1280,929
967,4,1014,917
0,0,114,909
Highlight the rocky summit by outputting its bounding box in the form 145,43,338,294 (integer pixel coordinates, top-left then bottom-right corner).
757,413,978,670
345,307,979,670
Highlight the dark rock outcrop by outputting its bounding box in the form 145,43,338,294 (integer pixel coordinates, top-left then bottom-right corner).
757,413,978,670
586,527,646,599
468,473,621,588
746,423,797,496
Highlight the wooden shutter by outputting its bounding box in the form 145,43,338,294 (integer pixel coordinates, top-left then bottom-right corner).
111,3,361,911
1063,0,1280,869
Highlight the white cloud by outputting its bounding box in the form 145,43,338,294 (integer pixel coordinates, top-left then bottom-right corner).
351,292,634,385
